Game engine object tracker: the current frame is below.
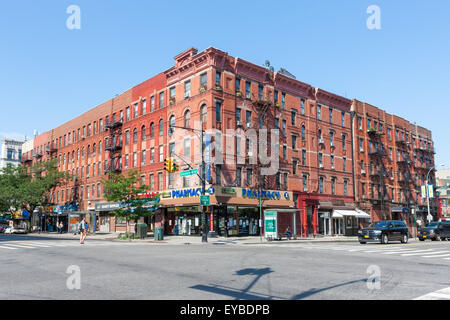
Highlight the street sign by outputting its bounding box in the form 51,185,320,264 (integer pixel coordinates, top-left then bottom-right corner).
200,195,210,206
180,169,198,177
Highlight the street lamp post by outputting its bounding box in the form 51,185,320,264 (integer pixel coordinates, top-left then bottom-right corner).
169,125,208,243
426,163,445,224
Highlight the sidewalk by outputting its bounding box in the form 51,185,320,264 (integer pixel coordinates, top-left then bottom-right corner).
24,231,360,245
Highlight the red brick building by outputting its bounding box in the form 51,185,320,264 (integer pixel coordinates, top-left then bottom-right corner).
21,47,434,237
351,100,436,236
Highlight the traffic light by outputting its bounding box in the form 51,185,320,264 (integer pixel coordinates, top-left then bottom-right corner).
164,158,173,172
172,160,179,173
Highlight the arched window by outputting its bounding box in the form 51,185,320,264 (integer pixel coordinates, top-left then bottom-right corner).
184,110,191,128
318,129,322,139
200,104,207,123
301,125,306,140
133,128,138,143
159,119,164,136
169,115,175,136
150,122,155,138
141,125,146,141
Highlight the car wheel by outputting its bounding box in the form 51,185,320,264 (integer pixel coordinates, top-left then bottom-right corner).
401,234,408,244
419,238,425,241
360,242,367,245
381,234,388,244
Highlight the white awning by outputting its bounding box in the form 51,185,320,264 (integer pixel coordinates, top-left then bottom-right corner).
333,209,371,219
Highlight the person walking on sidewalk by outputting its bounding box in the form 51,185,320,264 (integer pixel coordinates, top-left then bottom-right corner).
59,221,64,234
79,217,88,244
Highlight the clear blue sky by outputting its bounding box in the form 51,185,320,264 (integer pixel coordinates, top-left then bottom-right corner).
1,0,449,167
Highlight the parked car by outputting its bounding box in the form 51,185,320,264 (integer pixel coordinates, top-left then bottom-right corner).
418,222,450,241
358,220,409,244
4,226,28,234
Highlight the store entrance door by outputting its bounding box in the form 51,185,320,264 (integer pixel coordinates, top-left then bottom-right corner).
99,214,110,233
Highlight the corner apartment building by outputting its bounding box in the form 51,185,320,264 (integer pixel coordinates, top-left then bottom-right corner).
351,100,436,235
21,47,435,237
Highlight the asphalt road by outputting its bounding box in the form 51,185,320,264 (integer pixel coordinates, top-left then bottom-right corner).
1,234,449,300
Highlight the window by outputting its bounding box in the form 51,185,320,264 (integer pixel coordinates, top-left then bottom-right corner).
184,80,191,98
329,108,333,123
301,99,305,115
331,178,336,195
301,125,306,140
184,138,190,158
141,126,146,141
126,107,130,121
359,138,364,152
159,146,163,162
158,173,163,191
150,123,155,138
150,148,154,164
282,120,286,137
303,175,308,192
134,103,138,118
184,110,191,128
281,92,286,109
341,112,345,126
151,96,155,112
293,160,298,175
317,105,321,119
292,135,297,150
318,153,323,166
236,167,242,187
216,101,222,122
283,172,288,190
133,152,137,167
258,84,263,100
142,100,147,115
169,143,175,157
200,104,207,123
216,165,221,184
343,158,347,172
246,169,252,185
344,180,348,196
216,71,221,85
160,92,164,108
330,155,335,169
235,78,241,92
302,150,306,166
141,150,146,166
169,87,175,99
342,133,346,150
274,90,278,104
319,177,324,193
245,81,251,99
200,73,207,88
358,117,362,130
159,119,164,136
291,110,296,125
149,174,154,189
283,146,287,159
133,129,138,143
246,110,252,126
169,116,175,136
330,131,334,147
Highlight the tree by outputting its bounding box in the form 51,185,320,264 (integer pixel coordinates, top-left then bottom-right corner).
102,169,160,234
0,159,69,229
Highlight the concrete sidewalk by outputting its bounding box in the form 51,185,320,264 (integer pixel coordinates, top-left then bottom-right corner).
24,231,360,245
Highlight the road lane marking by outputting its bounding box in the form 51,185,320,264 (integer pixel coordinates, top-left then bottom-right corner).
419,252,450,258
1,244,37,249
400,249,435,256
414,288,450,300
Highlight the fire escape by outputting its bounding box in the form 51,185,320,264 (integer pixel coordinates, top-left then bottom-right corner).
367,128,389,219
105,115,123,175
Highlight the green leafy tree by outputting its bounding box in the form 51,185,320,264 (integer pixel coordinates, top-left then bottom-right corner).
102,169,160,234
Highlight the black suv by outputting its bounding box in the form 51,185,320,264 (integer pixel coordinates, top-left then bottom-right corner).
418,221,450,241
358,220,409,244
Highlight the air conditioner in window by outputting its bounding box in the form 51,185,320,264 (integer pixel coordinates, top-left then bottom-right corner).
331,165,335,170
247,151,253,157
361,169,366,175
360,147,364,152
330,142,335,148
319,163,324,169
318,138,324,144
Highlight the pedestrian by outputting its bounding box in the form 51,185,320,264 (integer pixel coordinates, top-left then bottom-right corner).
285,225,292,240
79,217,87,244
59,221,64,234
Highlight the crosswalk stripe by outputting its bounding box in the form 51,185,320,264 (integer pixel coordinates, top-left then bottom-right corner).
1,243,37,249
415,292,450,300
401,250,436,256
381,249,432,255
421,253,450,258
0,245,18,250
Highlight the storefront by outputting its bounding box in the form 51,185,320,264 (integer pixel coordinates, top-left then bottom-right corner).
11,210,30,230
160,186,295,237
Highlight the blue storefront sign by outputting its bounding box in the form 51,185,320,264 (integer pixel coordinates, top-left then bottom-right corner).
241,188,290,200
54,204,79,213
171,187,215,199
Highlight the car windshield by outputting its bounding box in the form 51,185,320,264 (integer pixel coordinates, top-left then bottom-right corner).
425,223,439,228
370,221,390,228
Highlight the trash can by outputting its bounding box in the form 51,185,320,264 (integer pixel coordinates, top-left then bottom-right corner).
136,223,147,239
